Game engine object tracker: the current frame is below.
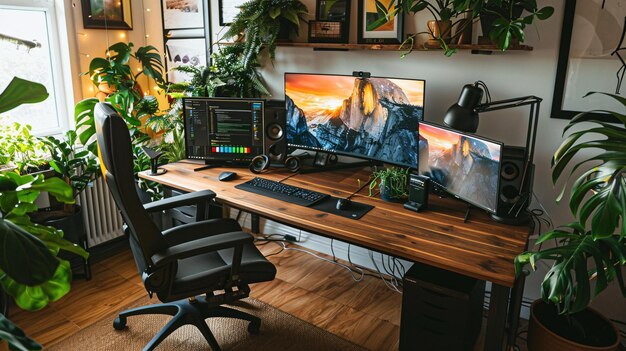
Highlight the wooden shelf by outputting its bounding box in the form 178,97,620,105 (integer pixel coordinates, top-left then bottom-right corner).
216,41,533,53
275,42,533,53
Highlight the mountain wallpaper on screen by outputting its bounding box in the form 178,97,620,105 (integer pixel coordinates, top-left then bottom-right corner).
286,76,424,167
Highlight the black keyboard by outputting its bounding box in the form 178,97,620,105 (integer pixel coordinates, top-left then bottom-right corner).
235,177,329,207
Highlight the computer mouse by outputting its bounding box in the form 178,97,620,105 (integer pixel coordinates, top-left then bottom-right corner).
218,171,238,182
336,198,352,211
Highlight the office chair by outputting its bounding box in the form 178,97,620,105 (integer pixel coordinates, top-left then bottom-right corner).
94,102,276,351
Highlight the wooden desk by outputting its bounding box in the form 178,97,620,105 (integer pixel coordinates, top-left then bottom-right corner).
141,161,532,350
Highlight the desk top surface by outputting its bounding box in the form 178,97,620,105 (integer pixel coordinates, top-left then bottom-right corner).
141,161,532,287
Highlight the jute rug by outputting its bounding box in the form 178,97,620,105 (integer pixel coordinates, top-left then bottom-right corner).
48,296,366,351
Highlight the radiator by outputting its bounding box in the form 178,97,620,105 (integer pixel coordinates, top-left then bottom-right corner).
78,176,124,247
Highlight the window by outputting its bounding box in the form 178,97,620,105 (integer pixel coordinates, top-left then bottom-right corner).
0,0,72,135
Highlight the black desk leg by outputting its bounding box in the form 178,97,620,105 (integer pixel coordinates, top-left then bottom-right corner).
506,276,526,350
485,284,510,351
251,213,260,234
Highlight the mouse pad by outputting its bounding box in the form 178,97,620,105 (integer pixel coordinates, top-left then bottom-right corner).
310,196,374,220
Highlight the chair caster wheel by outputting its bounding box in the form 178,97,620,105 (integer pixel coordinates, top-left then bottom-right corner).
248,320,260,334
113,317,127,330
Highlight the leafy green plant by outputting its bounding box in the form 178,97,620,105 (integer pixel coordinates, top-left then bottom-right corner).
41,130,100,210
478,0,554,50
168,65,226,98
74,42,167,201
515,92,626,315
0,120,48,174
394,0,553,54
75,42,165,155
369,167,409,200
222,0,309,64
212,44,271,98
0,78,88,350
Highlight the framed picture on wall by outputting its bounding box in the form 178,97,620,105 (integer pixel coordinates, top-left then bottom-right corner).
218,0,247,26
165,38,208,83
162,0,205,30
81,0,133,29
551,0,626,120
357,0,403,44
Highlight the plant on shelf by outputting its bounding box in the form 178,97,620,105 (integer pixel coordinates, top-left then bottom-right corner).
400,0,471,56
515,92,626,350
0,78,88,350
467,0,554,50
394,0,553,54
369,167,409,202
222,0,309,64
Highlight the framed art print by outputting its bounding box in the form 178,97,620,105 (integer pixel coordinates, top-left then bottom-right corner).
82,0,132,29
551,0,626,120
162,0,205,30
218,0,247,26
357,0,403,44
165,38,208,83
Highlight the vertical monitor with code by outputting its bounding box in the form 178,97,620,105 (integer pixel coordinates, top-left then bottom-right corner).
183,98,264,162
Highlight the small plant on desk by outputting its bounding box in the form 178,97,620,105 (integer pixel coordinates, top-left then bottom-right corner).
368,167,409,202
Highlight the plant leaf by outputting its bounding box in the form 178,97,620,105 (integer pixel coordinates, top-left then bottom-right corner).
0,77,48,114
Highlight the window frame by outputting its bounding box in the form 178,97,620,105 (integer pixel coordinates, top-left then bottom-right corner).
0,0,75,136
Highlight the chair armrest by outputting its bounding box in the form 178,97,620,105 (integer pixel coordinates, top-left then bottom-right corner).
162,218,242,246
143,189,215,215
151,231,253,267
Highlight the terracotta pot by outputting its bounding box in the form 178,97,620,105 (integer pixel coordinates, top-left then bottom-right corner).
528,300,620,351
427,20,452,45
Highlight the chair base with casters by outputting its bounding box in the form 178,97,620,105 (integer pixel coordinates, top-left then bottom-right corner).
113,293,260,351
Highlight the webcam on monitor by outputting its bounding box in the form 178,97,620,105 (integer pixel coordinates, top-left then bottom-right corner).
352,71,371,78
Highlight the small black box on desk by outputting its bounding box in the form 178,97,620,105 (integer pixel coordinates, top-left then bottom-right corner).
400,262,485,351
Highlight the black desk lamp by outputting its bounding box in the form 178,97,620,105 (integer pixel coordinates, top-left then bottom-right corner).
443,81,542,225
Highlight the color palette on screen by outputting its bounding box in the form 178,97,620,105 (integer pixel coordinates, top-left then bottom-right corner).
211,146,251,154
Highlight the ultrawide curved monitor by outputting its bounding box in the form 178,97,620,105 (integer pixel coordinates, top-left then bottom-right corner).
285,73,425,168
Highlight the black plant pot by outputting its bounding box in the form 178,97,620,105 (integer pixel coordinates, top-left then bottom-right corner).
34,205,91,280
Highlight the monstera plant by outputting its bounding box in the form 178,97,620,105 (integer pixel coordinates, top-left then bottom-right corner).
0,77,88,350
74,42,167,200
515,93,626,350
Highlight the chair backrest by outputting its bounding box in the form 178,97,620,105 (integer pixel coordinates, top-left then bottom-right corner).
94,103,166,265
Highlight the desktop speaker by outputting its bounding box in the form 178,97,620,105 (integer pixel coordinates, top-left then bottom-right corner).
264,101,287,164
492,146,534,225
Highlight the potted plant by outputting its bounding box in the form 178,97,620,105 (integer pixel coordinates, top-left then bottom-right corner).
369,167,409,202
475,0,554,49
0,78,88,350
0,120,50,176
28,130,100,279
222,0,309,64
74,42,167,201
515,92,626,350
397,0,553,53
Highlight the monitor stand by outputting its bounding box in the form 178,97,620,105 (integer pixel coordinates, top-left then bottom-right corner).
297,151,381,174
193,160,249,172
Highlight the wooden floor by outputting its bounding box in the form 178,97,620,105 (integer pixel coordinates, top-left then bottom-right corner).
9,240,403,350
